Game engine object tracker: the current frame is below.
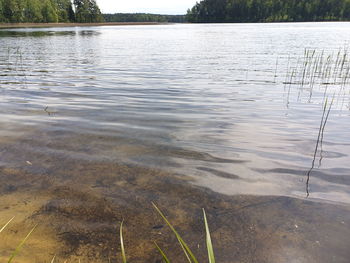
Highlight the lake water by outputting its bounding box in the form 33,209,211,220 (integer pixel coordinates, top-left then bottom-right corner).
0,23,350,262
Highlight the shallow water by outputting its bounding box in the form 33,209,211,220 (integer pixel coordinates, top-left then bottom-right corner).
0,23,350,262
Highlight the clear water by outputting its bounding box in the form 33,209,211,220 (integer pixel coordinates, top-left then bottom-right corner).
0,23,350,262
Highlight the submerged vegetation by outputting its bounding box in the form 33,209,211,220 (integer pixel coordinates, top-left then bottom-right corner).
187,0,350,22
120,204,216,263
0,217,36,263
1,205,216,262
0,0,102,23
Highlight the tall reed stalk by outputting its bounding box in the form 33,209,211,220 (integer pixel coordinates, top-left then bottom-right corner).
306,96,334,197
283,48,350,107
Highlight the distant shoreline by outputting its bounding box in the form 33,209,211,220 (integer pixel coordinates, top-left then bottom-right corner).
0,22,168,29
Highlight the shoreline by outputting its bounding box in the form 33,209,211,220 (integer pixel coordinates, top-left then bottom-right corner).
1,21,348,30
0,22,168,29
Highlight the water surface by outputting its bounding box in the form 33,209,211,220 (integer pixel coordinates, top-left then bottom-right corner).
0,23,350,262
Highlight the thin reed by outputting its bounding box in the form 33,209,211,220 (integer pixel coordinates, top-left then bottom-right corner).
306,96,334,197
282,48,350,108
119,203,217,263
2,206,217,263
0,217,36,263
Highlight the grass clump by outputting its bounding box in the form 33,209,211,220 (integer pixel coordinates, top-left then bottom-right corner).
119,203,216,263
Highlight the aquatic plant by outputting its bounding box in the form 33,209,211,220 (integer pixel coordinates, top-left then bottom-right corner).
119,203,216,263
0,217,36,263
7,226,37,263
283,48,350,108
0,217,14,234
1,204,216,263
306,96,334,197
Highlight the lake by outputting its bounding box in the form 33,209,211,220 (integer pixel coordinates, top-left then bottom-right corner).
0,23,350,262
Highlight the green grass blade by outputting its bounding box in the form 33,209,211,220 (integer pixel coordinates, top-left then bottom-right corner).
0,217,15,234
178,239,192,263
120,221,127,263
203,209,215,263
152,203,199,263
154,242,171,263
8,225,36,263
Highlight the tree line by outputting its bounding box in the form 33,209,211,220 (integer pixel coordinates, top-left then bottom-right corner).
0,0,103,23
186,0,350,22
103,13,186,23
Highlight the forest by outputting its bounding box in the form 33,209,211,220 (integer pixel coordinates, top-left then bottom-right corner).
2,0,350,24
103,13,186,23
0,0,102,23
186,0,350,22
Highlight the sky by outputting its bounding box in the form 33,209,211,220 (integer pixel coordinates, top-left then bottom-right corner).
97,0,198,15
